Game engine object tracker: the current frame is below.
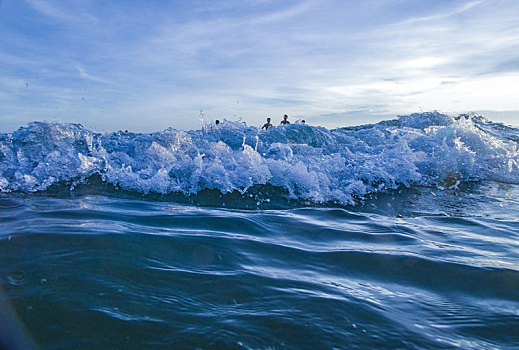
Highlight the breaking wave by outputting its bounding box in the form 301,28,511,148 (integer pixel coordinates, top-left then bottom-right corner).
1,112,518,205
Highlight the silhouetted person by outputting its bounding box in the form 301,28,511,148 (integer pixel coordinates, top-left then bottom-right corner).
280,114,290,125
301,120,305,124
215,120,220,125
261,117,272,130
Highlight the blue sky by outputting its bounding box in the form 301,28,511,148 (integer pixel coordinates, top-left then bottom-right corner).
1,0,518,132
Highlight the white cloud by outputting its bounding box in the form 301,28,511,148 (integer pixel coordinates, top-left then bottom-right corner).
24,0,98,22
397,0,486,25
76,65,109,84
250,0,315,25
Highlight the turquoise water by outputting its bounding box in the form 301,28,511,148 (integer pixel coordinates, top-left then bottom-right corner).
1,113,519,349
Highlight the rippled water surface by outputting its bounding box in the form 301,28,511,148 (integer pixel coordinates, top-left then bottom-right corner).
1,182,519,349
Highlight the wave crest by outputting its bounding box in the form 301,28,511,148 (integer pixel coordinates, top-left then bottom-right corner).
1,112,518,204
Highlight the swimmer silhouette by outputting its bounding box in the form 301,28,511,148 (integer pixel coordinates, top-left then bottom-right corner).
262,118,272,130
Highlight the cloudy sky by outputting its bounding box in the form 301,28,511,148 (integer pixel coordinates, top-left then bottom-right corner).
1,0,518,132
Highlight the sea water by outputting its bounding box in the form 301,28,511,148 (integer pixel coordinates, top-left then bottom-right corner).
0,112,518,349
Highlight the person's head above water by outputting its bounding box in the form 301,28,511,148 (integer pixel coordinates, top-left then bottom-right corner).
215,120,220,125
283,114,288,120
262,117,272,130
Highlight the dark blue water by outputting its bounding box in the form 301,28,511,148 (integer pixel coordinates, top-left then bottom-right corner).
1,181,519,349
1,113,519,349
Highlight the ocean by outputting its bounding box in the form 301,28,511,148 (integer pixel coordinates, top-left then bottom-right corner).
1,112,518,349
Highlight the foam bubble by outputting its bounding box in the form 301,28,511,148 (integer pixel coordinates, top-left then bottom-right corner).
1,112,518,204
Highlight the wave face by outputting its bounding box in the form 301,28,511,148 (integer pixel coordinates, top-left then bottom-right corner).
1,112,518,204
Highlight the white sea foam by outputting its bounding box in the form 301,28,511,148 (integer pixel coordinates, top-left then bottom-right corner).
1,112,518,204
